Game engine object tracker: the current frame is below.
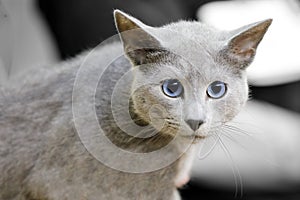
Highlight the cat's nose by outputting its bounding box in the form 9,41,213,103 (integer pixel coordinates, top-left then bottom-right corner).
185,119,204,131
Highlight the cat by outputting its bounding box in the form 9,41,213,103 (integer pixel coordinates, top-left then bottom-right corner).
0,9,271,200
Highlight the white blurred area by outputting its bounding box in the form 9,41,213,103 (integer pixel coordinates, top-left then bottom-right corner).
193,0,300,190
0,0,58,85
198,0,300,86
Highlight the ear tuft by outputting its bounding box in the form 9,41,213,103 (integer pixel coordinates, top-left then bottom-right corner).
220,19,272,69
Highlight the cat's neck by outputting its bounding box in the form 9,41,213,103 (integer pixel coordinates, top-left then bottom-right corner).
93,55,174,153
99,100,175,153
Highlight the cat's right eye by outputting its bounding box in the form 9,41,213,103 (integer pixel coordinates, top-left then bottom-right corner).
162,79,183,98
207,81,227,99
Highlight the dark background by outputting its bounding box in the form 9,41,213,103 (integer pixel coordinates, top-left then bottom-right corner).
36,0,300,199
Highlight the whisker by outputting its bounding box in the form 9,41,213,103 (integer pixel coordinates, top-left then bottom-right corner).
219,125,279,168
115,119,145,126
223,124,254,137
219,130,249,151
126,126,160,142
103,117,144,124
165,121,180,126
197,131,219,160
216,135,243,198
166,124,179,129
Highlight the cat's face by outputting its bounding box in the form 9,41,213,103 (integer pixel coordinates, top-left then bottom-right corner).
114,10,271,139
130,50,248,138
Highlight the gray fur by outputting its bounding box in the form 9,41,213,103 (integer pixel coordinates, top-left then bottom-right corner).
0,10,271,200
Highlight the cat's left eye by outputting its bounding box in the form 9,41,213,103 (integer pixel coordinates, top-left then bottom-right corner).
162,79,183,98
207,81,227,99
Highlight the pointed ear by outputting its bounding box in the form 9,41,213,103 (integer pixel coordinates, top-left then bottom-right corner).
113,10,163,66
219,19,272,69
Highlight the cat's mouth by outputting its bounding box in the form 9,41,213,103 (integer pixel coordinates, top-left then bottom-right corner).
179,133,205,144
179,129,206,141
194,134,206,139
190,133,206,140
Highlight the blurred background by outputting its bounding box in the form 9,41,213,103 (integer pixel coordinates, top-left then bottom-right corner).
0,0,300,199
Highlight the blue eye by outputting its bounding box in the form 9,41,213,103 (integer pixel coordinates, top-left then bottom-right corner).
207,81,227,99
162,79,183,98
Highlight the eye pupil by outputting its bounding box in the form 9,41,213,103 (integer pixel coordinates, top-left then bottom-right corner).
207,81,227,99
211,85,222,94
162,79,183,98
167,81,179,93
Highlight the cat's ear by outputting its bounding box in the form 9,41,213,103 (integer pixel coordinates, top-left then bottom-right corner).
114,10,163,66
219,19,272,69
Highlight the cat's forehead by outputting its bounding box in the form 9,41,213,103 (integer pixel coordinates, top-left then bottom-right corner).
157,22,223,51
150,21,225,69
161,21,224,42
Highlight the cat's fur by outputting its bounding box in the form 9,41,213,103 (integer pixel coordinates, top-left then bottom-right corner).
0,10,271,200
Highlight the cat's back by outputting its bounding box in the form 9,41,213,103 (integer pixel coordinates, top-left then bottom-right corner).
0,40,125,158
0,41,131,199
0,40,125,122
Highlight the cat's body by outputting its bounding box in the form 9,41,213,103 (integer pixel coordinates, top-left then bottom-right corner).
0,10,271,200
0,43,179,200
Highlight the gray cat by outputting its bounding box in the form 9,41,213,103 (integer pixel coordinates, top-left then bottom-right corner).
0,10,271,200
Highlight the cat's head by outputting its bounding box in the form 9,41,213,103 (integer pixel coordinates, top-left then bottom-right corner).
114,10,271,139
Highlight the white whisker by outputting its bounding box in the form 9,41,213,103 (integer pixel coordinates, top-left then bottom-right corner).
216,135,244,198
197,131,219,160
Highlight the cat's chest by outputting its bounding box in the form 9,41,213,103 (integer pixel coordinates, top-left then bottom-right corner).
174,145,196,188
